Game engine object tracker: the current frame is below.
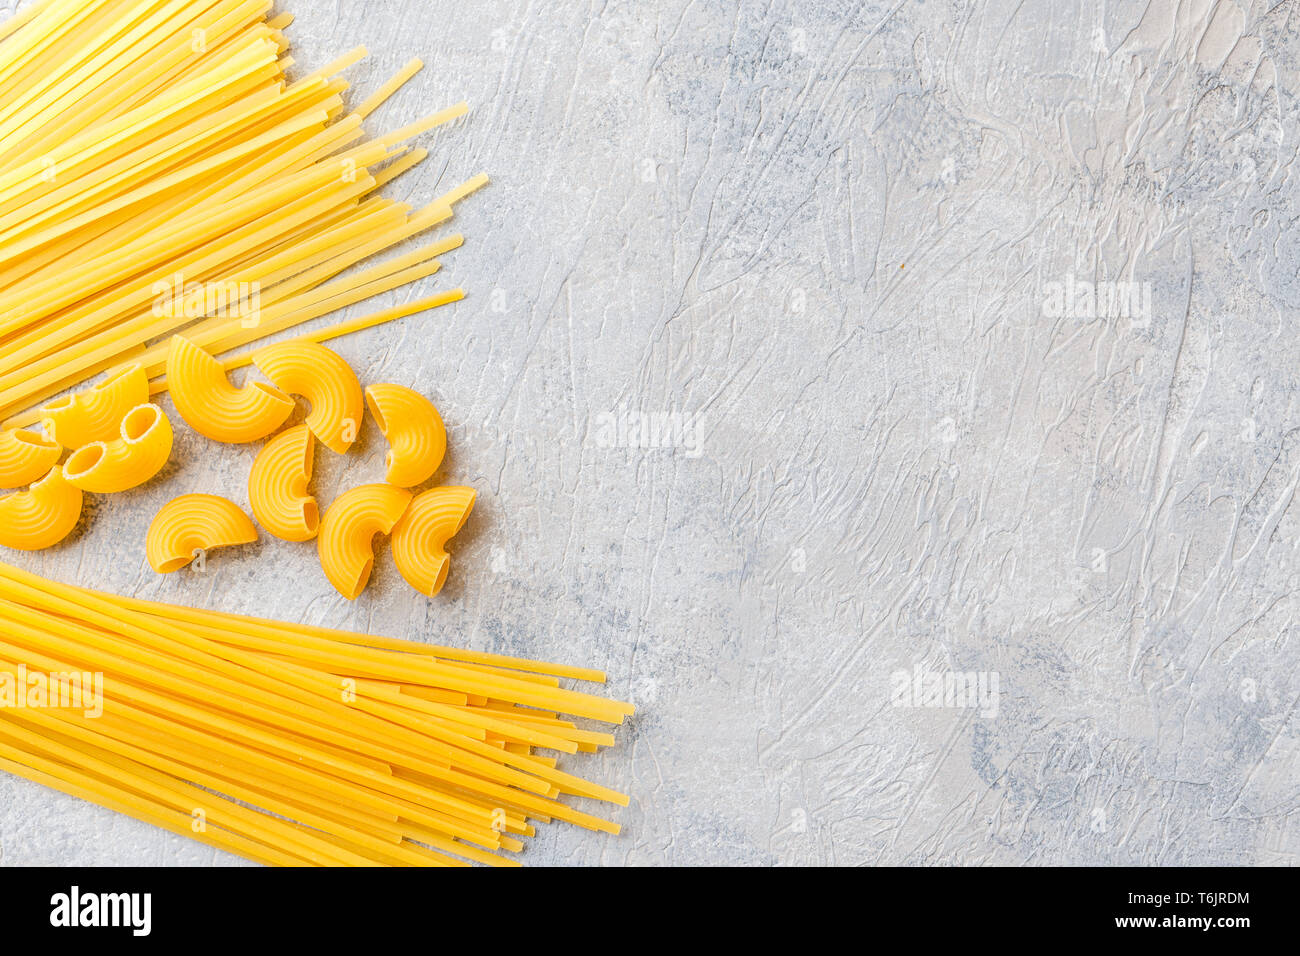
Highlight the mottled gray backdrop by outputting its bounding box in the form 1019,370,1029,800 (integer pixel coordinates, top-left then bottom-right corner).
2,0,1298,866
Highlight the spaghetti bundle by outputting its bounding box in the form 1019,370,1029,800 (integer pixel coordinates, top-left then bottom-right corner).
0,0,482,428
0,560,633,866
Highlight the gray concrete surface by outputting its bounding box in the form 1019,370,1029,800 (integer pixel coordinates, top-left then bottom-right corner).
2,0,1299,866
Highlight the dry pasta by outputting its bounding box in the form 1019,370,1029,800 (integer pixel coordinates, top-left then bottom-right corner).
0,467,83,551
253,340,363,454
0,427,60,488
317,483,411,598
146,493,258,573
391,486,476,596
365,383,446,487
166,334,293,444
247,423,317,541
0,558,632,866
62,403,173,494
38,364,149,450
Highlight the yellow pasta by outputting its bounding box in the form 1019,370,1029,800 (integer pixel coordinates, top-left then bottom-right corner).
364,383,446,487
317,483,411,598
0,427,61,488
38,364,148,449
391,486,476,596
61,403,173,494
247,424,318,542
146,493,258,573
0,467,83,551
252,341,363,454
166,335,294,444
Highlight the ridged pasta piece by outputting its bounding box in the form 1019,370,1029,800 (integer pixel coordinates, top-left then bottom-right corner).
364,383,446,487
252,341,363,454
167,335,295,444
248,424,318,542
0,467,83,551
390,486,476,596
0,427,61,488
39,364,149,449
317,483,412,598
146,494,258,573
62,404,173,494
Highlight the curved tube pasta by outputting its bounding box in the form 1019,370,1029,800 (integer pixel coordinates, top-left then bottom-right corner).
0,468,83,551
62,404,173,494
390,486,476,596
39,364,149,449
167,335,294,443
364,383,446,487
253,341,363,454
317,483,412,598
147,494,258,573
0,427,61,488
248,424,318,542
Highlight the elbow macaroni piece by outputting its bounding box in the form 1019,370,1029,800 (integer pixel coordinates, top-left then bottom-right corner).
39,364,149,449
253,341,363,454
391,486,476,596
62,404,173,494
364,383,446,487
167,335,294,443
247,424,318,542
147,494,258,573
317,483,412,598
0,468,83,551
0,427,61,488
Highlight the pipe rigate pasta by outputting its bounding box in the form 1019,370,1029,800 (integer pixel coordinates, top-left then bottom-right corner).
166,335,294,444
252,341,363,454
247,424,318,542
146,493,258,573
316,483,411,598
364,383,446,487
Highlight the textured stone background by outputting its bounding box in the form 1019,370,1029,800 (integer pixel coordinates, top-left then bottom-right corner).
2,0,1299,866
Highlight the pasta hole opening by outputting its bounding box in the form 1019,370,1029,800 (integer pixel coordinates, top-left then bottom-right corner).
301,500,318,533
121,404,159,442
365,392,388,435
253,382,294,407
64,444,105,478
15,429,58,450
346,558,373,600
428,555,450,595
156,554,194,573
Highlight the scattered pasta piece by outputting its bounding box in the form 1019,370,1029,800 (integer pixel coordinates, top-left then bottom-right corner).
248,424,318,542
39,365,149,450
62,404,173,494
0,427,61,488
0,468,83,551
167,336,294,444
391,486,476,596
364,383,446,487
317,483,412,598
253,341,363,454
146,493,258,573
